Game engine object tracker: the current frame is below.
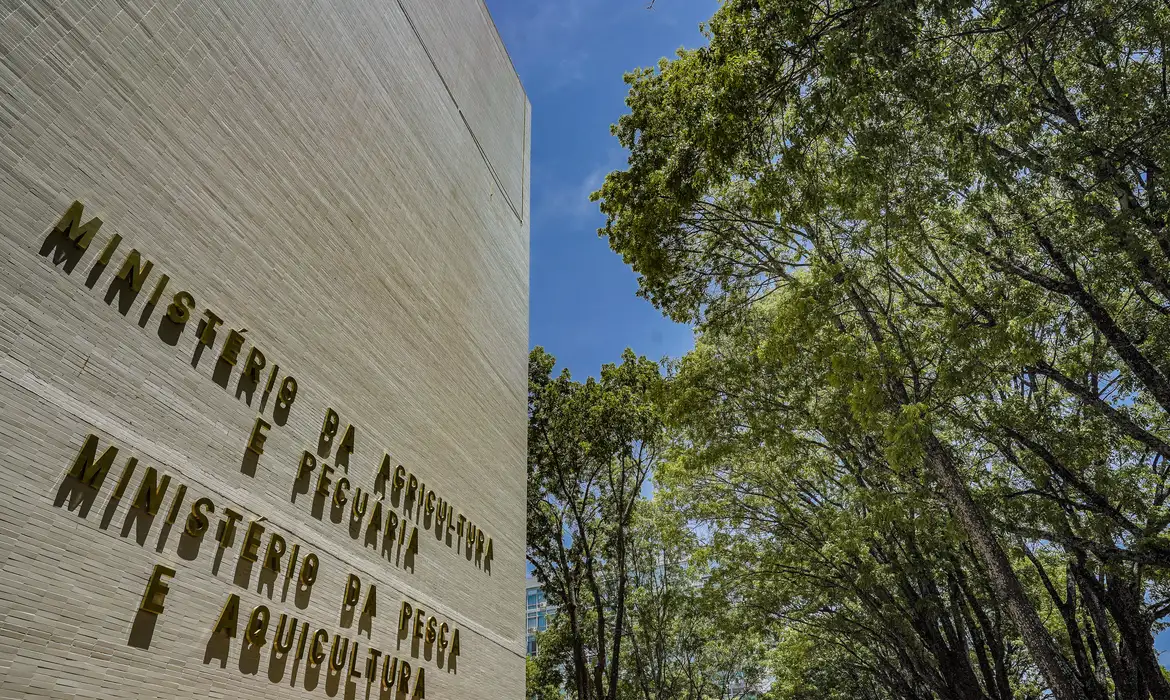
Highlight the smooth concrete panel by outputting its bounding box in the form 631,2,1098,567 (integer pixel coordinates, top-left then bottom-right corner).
0,0,528,698
397,0,527,219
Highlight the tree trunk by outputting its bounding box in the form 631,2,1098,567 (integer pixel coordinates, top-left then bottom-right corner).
566,594,592,700
1074,563,1139,700
1100,572,1170,700
607,527,629,700
922,432,1093,700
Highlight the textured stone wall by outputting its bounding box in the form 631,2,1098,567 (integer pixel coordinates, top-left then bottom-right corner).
0,0,529,697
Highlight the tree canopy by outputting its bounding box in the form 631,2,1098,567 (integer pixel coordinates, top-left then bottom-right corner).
587,0,1170,698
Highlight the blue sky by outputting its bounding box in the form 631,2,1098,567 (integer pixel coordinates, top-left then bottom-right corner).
483,0,718,380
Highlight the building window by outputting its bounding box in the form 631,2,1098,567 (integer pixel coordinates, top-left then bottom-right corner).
527,589,540,608
527,636,537,655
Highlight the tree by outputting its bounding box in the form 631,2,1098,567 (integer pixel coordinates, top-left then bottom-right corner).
595,0,1170,697
619,501,768,700
527,349,765,700
659,308,1042,700
528,654,567,700
527,347,666,700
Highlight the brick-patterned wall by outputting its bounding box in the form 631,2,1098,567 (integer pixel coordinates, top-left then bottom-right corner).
0,0,529,697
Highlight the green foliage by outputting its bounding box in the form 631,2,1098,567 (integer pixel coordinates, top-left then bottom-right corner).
620,502,768,700
589,0,1170,698
528,655,566,700
528,349,767,700
527,347,667,700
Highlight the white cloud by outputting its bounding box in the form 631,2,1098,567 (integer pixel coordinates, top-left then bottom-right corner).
498,0,594,48
532,152,625,228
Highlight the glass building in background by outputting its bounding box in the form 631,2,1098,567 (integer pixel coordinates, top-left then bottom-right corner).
526,576,554,655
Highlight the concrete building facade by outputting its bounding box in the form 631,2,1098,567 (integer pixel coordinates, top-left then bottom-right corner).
0,0,529,698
